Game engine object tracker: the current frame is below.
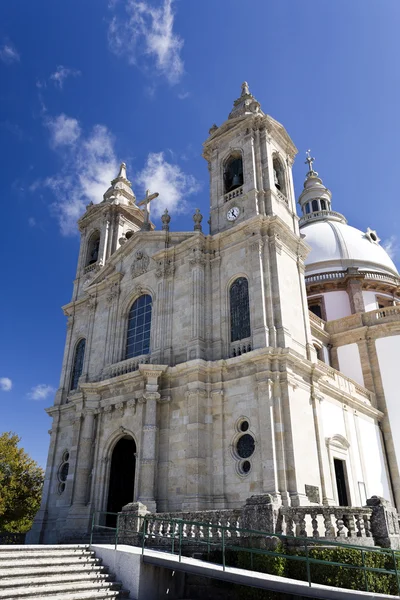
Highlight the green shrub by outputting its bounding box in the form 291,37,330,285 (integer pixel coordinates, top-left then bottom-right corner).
288,546,400,596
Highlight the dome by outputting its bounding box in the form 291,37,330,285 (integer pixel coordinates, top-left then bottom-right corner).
301,218,398,277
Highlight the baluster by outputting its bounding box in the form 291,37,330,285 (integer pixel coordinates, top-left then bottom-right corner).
363,514,372,537
299,513,307,537
355,514,365,538
286,515,294,537
311,512,319,538
345,514,356,539
335,514,346,538
323,512,335,538
293,513,300,537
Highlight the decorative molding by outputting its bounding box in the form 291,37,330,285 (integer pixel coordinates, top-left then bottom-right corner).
87,294,97,311
155,260,175,278
106,281,120,304
131,250,150,278
189,247,206,267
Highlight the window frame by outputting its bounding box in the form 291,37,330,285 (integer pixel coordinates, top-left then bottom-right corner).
125,294,153,360
69,338,86,392
229,276,251,344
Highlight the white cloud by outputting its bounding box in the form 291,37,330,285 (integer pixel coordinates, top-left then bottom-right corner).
50,65,81,89
34,116,118,235
136,152,200,217
28,217,36,227
0,378,12,392
28,384,55,401
108,0,184,85
0,42,20,65
46,114,81,148
383,235,399,261
177,91,190,100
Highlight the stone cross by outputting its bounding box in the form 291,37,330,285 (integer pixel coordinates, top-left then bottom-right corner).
138,189,159,231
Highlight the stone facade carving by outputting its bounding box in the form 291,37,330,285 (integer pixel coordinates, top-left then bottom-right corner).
131,250,150,278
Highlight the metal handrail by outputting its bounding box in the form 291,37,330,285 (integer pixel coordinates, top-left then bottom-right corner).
90,511,400,595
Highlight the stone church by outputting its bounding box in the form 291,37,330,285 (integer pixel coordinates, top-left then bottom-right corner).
29,83,400,543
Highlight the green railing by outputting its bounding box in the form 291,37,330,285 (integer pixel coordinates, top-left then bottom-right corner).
90,512,400,596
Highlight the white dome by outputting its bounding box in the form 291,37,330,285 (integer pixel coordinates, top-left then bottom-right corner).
301,219,398,276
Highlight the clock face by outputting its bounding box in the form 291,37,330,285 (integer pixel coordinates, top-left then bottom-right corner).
227,207,240,221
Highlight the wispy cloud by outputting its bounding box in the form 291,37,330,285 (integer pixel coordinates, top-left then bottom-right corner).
0,42,20,65
28,217,36,227
177,91,190,100
136,152,200,217
108,0,184,85
28,384,55,401
383,235,400,261
0,377,12,392
32,114,118,235
50,65,81,89
45,114,81,148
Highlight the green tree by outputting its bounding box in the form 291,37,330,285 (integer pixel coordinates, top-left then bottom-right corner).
0,432,44,533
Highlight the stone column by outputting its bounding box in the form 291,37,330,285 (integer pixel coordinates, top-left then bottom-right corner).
211,389,226,508
183,386,208,510
100,211,111,266
137,365,167,513
73,409,97,505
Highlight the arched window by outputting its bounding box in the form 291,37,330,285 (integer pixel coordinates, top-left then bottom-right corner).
126,295,152,359
305,203,311,214
224,153,243,193
230,278,251,342
312,199,319,212
272,156,286,195
320,199,327,210
70,339,86,391
86,231,100,266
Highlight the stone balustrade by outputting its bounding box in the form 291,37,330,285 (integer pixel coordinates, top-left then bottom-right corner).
83,262,98,274
276,189,289,206
279,506,373,545
309,311,326,330
230,339,252,358
100,354,150,381
299,210,345,226
326,305,400,334
224,186,243,202
305,269,399,288
305,271,346,285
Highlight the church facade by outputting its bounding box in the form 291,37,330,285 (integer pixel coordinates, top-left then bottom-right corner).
29,84,400,543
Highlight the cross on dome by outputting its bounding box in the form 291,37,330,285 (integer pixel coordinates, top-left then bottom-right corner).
305,150,318,176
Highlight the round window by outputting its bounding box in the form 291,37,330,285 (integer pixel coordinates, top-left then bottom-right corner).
58,482,66,494
236,434,255,459
241,460,251,474
240,420,249,432
59,462,69,482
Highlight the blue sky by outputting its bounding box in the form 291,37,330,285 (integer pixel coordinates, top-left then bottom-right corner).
1,0,400,468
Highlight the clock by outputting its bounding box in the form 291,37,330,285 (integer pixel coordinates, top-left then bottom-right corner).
227,207,240,221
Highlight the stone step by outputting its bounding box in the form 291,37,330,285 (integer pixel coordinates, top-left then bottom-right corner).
0,564,109,578
0,544,89,552
0,580,125,599
0,549,95,561
0,572,115,588
0,591,127,600
0,556,103,569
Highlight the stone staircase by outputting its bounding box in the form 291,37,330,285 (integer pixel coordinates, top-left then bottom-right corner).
0,545,130,599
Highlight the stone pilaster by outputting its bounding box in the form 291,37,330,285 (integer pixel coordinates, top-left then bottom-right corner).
255,379,280,499
248,237,269,350
187,248,206,360
271,373,290,506
137,365,167,512
211,389,226,508
183,387,209,510
309,387,335,506
346,270,366,314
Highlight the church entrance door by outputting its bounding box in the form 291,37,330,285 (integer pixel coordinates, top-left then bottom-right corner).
106,436,136,526
334,458,349,506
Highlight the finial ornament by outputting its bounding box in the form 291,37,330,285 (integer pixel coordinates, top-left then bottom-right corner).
161,208,171,231
193,208,203,232
305,150,318,176
241,81,250,96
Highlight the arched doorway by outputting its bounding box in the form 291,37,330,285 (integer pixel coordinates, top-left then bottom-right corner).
106,436,136,526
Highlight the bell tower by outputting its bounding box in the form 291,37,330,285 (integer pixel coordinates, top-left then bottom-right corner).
72,163,147,300
203,83,298,235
